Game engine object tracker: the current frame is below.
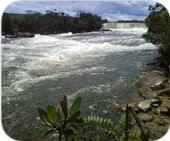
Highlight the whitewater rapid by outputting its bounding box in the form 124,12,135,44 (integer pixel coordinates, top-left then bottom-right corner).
2,28,159,140
2,28,157,95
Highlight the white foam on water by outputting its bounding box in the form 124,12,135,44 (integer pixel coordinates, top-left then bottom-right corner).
59,32,73,36
110,28,147,35
2,28,158,95
8,66,108,93
2,32,157,71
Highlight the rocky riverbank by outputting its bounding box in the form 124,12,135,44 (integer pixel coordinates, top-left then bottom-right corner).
3,32,35,38
115,70,170,140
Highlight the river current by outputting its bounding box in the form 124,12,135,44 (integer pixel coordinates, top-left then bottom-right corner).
2,28,158,140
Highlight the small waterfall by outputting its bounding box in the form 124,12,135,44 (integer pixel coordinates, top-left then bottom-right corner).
102,23,146,29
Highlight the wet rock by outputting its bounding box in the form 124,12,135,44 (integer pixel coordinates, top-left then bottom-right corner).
158,96,170,115
154,107,161,115
138,101,151,111
159,96,170,103
138,99,159,111
5,35,18,38
17,32,35,38
157,88,170,96
5,32,35,38
145,91,157,99
145,121,158,127
152,103,160,107
161,82,170,89
150,84,162,91
164,118,170,124
135,71,167,88
153,118,164,125
114,104,127,112
128,102,139,111
133,97,144,103
138,86,152,97
150,125,169,139
137,113,153,122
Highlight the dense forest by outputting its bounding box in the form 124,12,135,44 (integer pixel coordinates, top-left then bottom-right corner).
143,3,170,71
2,10,108,35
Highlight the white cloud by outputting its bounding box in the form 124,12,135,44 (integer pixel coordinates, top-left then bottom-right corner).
4,1,157,21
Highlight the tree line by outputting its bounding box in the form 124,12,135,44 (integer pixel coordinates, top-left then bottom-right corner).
2,10,108,35
143,3,170,71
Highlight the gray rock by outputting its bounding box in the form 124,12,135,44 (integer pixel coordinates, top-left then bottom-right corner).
138,99,159,111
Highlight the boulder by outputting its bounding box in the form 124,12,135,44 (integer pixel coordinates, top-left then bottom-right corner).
17,32,35,38
138,100,151,111
137,113,153,122
153,118,164,125
161,82,170,89
159,96,170,114
154,107,161,115
152,103,160,107
149,125,169,139
138,86,153,97
157,88,170,96
145,91,157,99
5,34,18,38
145,121,158,128
128,102,139,111
114,104,127,112
164,118,170,124
5,32,35,38
138,99,159,111
135,71,167,88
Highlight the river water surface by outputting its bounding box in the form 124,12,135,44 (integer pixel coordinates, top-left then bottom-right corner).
2,28,158,140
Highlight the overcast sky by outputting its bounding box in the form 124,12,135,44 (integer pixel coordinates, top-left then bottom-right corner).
4,1,157,22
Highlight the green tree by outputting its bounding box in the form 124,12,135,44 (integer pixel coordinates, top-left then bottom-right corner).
2,12,13,34
3,10,103,35
143,3,170,70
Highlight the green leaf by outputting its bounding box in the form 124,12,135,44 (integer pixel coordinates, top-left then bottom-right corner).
60,101,68,118
47,105,57,124
67,134,78,141
68,111,81,123
55,107,62,127
93,135,99,141
69,96,82,116
43,129,56,138
64,129,74,139
38,108,52,127
99,117,103,125
70,123,88,132
63,96,68,106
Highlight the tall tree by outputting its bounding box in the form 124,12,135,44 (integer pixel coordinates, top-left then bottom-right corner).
143,3,170,70
2,12,13,34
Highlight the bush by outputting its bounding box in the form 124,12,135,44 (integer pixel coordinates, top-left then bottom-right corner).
143,3,170,70
38,96,149,141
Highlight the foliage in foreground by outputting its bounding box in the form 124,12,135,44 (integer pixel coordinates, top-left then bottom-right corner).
38,96,149,141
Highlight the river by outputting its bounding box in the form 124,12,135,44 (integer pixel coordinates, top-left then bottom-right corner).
2,27,158,140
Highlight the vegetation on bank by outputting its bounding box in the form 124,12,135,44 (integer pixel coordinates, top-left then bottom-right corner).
143,3,170,71
117,20,144,23
2,10,108,35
